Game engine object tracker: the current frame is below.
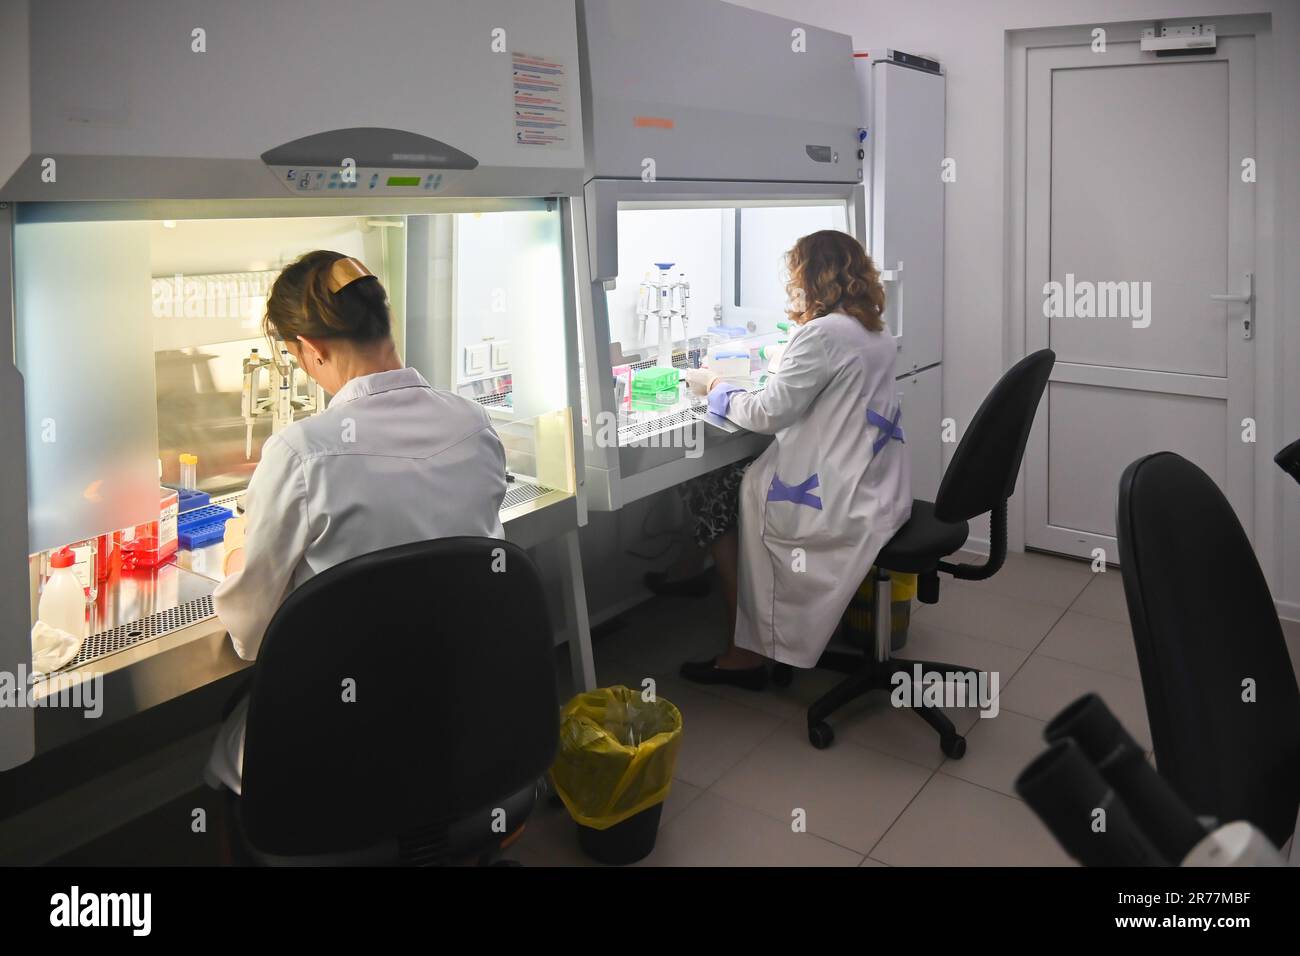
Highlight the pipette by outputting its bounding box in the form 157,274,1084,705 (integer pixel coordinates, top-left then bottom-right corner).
239,346,326,458
240,348,266,459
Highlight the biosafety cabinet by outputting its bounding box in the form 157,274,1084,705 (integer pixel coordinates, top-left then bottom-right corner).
0,0,594,775
574,0,866,510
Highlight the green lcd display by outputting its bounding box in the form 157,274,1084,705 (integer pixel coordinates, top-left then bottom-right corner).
387,176,421,187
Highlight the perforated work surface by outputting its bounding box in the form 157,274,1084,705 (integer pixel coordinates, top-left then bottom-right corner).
617,403,708,444
56,482,557,671
473,391,512,409
629,350,697,372
65,595,215,670
617,382,765,445
502,480,556,511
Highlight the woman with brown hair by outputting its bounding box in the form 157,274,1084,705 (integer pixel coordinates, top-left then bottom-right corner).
674,230,912,688
204,250,507,793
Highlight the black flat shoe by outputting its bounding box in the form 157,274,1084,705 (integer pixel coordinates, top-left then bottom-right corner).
680,658,768,691
644,569,712,598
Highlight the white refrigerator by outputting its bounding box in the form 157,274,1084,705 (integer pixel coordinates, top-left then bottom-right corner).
857,50,946,501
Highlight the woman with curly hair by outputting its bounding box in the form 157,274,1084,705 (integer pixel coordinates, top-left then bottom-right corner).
670,230,912,689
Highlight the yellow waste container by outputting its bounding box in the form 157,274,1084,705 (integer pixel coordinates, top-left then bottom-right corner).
550,685,684,864
842,568,916,652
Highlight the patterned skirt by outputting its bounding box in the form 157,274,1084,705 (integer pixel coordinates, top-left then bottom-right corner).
679,460,752,549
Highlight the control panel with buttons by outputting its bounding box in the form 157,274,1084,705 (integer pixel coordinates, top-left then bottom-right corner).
273,166,449,195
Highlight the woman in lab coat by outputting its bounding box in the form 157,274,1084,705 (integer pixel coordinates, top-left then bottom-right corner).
204,251,507,794
678,230,911,687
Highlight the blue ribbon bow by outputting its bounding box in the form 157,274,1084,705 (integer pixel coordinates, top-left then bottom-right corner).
767,473,823,510
866,405,905,456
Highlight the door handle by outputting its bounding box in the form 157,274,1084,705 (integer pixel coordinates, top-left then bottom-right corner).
879,260,904,344
1210,272,1254,340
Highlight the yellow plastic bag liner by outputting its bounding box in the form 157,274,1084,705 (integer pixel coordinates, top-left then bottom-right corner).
549,685,684,830
843,568,916,645
889,570,918,602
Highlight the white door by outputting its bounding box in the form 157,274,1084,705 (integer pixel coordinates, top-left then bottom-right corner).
1023,36,1256,559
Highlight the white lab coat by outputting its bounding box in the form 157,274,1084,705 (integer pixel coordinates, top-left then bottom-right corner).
204,367,507,793
706,313,911,668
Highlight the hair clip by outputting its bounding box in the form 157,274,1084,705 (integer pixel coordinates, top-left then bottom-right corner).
327,257,374,293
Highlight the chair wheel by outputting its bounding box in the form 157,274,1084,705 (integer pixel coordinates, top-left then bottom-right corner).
771,663,793,688
537,775,563,808
941,734,967,759
808,722,834,749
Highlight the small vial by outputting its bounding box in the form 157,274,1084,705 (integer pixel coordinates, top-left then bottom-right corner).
179,453,198,491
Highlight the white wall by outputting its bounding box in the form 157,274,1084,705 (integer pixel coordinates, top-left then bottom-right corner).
607,208,726,354
730,0,1300,617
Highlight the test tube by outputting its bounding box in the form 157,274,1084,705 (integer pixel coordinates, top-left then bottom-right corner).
179,453,198,491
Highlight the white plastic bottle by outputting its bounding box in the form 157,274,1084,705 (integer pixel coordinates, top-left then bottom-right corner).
38,548,87,640
67,537,98,603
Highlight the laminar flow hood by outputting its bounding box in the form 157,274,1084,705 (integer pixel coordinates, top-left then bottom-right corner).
0,0,586,201
577,0,861,186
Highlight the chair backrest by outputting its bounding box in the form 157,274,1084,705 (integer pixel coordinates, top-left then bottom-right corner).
1277,436,1300,486
239,536,559,859
933,349,1055,523
1117,452,1300,846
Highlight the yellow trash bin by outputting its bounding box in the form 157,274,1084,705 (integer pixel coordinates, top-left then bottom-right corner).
550,685,684,864
842,568,916,652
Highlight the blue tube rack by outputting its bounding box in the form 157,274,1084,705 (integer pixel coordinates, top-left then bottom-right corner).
177,504,233,550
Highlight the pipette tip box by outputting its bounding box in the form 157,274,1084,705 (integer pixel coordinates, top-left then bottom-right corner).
630,366,681,409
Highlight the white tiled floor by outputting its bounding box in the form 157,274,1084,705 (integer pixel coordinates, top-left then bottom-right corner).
518,550,1300,867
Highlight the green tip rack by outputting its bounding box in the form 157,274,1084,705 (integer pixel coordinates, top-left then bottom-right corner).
630,366,681,411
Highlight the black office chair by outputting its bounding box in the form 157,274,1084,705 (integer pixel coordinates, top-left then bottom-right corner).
232,537,560,865
1276,436,1300,486
805,349,1056,754
1117,452,1300,847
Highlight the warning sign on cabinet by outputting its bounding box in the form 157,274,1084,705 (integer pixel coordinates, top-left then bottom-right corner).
512,51,568,147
